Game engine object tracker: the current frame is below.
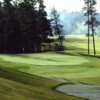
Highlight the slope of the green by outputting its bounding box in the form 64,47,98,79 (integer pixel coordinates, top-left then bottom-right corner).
0,66,83,100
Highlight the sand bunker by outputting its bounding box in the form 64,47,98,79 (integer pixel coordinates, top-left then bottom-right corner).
56,81,100,100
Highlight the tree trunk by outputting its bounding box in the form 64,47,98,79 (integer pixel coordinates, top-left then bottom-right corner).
88,3,90,55
90,7,96,55
88,21,90,55
92,27,96,55
49,42,51,51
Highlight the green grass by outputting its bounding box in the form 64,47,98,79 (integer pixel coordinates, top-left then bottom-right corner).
0,66,83,100
0,35,100,99
0,53,87,65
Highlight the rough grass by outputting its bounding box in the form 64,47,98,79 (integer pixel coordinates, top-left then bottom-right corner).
0,66,83,100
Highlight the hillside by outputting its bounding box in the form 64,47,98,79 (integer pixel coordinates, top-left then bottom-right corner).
0,66,84,100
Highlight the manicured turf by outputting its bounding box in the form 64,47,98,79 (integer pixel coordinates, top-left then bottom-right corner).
0,53,88,65
0,66,83,100
0,35,100,99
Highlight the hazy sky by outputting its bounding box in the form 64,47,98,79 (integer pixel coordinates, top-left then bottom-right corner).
0,0,100,12
44,0,100,12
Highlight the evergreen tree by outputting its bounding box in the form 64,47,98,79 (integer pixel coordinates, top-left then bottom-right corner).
50,7,64,49
17,0,37,52
83,0,99,55
3,0,19,53
0,0,51,53
36,0,52,52
0,2,4,52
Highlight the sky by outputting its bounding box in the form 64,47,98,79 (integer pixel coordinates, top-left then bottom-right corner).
44,0,100,12
0,0,99,34
44,0,100,34
0,0,100,12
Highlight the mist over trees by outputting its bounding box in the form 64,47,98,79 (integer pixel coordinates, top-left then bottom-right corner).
54,10,100,35
60,12,86,34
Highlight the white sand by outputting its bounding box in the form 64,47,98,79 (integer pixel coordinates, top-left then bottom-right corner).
56,80,100,100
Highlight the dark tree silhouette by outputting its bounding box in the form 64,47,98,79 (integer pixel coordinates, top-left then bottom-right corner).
3,0,20,53
0,0,52,53
35,0,52,52
0,2,4,52
17,0,37,53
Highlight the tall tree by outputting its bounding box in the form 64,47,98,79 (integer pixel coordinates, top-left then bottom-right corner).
83,0,90,55
83,0,99,55
17,0,37,52
0,0,51,53
50,7,63,48
3,0,18,53
0,2,4,52
36,0,51,52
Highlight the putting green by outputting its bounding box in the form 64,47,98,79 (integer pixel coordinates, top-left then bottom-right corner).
0,54,88,65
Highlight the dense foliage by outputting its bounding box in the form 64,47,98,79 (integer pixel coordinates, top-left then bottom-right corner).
0,0,52,53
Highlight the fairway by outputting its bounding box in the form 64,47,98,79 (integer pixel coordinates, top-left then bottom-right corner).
0,35,100,83
0,35,100,100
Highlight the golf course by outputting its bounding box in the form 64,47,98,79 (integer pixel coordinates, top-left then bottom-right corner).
0,35,100,100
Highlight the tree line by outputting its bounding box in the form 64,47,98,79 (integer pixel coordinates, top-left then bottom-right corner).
0,0,97,55
0,0,63,53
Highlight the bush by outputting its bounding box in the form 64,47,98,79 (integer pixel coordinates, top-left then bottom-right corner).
54,43,64,51
57,36,65,41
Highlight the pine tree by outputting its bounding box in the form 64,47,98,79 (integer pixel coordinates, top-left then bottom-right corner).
3,0,18,53
0,0,51,53
50,7,64,50
17,0,37,52
83,0,99,55
0,2,4,52
36,0,51,52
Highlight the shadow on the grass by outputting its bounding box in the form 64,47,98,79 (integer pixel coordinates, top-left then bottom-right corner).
55,49,100,59
78,53,100,59
55,51,78,56
55,47,87,57
0,67,47,87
